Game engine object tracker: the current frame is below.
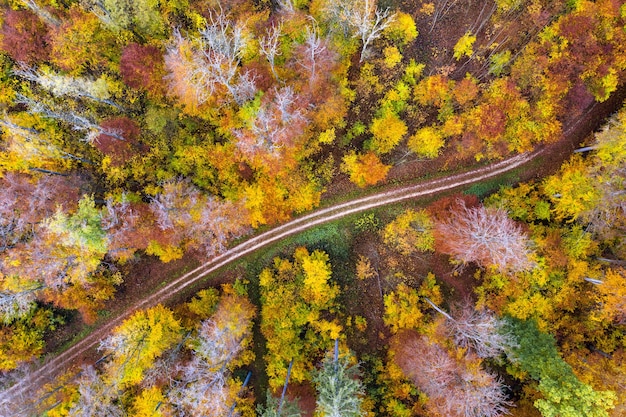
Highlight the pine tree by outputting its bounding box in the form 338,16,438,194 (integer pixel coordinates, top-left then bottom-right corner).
313,345,364,417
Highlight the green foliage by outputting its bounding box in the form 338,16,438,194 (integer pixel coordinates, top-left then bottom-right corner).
313,349,364,417
353,212,380,233
256,390,303,417
489,50,512,76
504,317,616,417
46,195,108,255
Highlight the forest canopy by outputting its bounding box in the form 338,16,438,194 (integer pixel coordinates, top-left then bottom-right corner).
0,0,625,416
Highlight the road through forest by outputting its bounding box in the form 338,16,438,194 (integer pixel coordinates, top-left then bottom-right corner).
0,147,544,414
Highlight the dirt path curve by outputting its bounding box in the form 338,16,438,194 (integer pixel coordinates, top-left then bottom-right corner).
0,148,542,410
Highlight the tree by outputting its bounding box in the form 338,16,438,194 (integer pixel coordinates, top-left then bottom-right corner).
445,302,514,358
0,306,58,371
295,26,333,88
313,345,364,417
341,151,390,187
453,31,477,60
234,86,307,162
259,247,340,389
407,126,445,158
67,365,123,417
164,12,255,109
16,94,127,143
14,66,117,107
392,330,511,417
256,390,302,417
368,110,407,155
149,178,250,259
99,304,183,388
323,0,396,61
0,117,89,174
0,9,50,65
168,294,255,417
434,200,535,273
503,317,616,417
48,7,118,73
81,0,165,37
259,22,283,81
120,43,167,97
382,209,434,255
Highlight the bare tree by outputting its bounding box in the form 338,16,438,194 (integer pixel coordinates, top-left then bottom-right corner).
0,117,92,165
15,94,126,143
19,0,60,26
393,331,511,417
14,66,121,108
324,0,395,61
165,11,255,106
67,366,123,417
297,26,326,86
447,302,515,358
0,286,40,324
168,295,254,416
434,200,535,273
259,23,283,81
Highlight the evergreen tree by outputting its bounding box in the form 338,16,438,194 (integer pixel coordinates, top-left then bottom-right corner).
313,345,364,417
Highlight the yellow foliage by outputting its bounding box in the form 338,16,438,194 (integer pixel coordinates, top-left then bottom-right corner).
145,240,184,262
453,32,477,60
369,111,408,154
382,209,435,255
384,46,403,68
132,386,165,417
341,151,391,187
384,12,418,45
384,283,424,333
408,126,445,158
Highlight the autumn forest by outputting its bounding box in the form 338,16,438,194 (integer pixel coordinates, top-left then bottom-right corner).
0,0,625,415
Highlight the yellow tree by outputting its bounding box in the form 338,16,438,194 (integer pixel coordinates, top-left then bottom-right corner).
99,305,183,389
382,209,435,255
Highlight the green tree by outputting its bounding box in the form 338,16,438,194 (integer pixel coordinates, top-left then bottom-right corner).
503,317,616,417
313,346,364,417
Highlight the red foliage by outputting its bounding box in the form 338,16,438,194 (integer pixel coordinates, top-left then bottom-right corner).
427,194,479,222
94,117,140,166
120,43,167,96
0,9,49,64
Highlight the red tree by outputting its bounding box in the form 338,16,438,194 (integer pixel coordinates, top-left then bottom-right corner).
0,9,49,64
94,117,141,166
120,43,167,97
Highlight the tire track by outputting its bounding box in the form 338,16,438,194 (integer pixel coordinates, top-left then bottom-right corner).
1,148,541,410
